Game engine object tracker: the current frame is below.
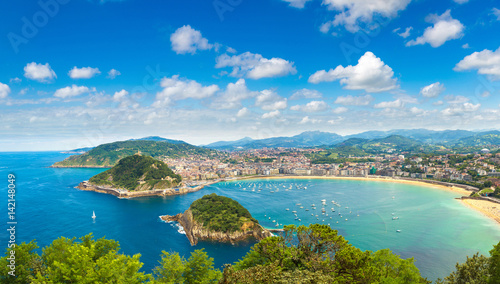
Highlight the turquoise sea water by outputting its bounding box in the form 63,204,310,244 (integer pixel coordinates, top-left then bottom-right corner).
1,152,500,281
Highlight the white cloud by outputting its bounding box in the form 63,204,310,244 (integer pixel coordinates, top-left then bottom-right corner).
107,69,121,79
299,116,321,124
290,89,322,100
281,0,312,8
444,95,469,104
493,8,500,21
334,94,374,106
442,102,480,116
54,85,91,98
397,27,413,38
255,90,288,111
420,82,445,98
170,25,213,54
454,47,500,80
0,83,11,99
154,75,220,107
215,52,297,79
309,52,398,93
68,66,101,79
226,47,237,53
210,79,257,109
320,0,411,33
237,107,250,117
481,91,491,98
113,90,129,101
19,88,28,95
24,62,57,83
262,110,281,119
453,0,468,4
462,43,470,49
374,99,404,108
10,78,21,84
332,106,348,114
290,100,328,112
406,10,464,48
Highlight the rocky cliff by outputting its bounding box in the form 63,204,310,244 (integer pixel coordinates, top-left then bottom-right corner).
161,209,272,245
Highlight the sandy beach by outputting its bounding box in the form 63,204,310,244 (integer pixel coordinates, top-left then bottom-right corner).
461,199,500,224
227,175,500,225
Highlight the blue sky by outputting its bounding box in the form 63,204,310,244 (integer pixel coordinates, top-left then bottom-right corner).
1,0,500,151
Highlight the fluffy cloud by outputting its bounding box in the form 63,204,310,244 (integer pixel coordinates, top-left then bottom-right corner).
299,116,321,124
374,99,404,108
0,83,11,99
454,47,500,80
442,102,480,116
309,52,398,93
210,79,257,109
255,90,288,111
281,0,312,8
406,10,464,48
320,0,411,33
154,75,219,107
262,110,280,119
396,27,413,38
107,69,121,79
493,8,500,20
237,107,250,117
68,67,101,79
216,52,297,79
54,85,91,98
170,25,213,54
290,100,328,112
334,94,374,106
113,90,129,101
332,106,348,114
453,0,468,4
420,82,445,98
290,88,322,100
24,62,57,82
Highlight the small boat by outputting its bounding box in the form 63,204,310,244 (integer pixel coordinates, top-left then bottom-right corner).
92,211,96,220
285,208,289,211
392,217,399,220
299,206,304,209
396,230,401,233
292,211,297,213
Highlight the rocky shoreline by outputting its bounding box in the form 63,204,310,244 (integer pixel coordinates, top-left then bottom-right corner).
76,180,216,198
160,209,272,245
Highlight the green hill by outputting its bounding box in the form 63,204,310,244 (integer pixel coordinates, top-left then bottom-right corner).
52,140,216,167
88,155,181,191
190,193,258,233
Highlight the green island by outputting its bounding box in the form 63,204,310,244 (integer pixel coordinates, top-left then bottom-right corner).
51,140,217,168
2,225,499,283
88,155,181,191
161,193,272,245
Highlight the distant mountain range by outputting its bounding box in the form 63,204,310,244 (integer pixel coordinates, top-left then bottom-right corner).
204,129,500,150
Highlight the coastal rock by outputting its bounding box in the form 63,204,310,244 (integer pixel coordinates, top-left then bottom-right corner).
160,209,272,246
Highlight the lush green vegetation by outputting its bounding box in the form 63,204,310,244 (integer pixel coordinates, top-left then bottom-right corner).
222,224,430,283
52,140,218,167
2,227,499,283
0,234,150,283
89,155,181,191
190,193,258,233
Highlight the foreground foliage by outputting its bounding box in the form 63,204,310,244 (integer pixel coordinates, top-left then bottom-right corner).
221,224,430,283
190,193,258,233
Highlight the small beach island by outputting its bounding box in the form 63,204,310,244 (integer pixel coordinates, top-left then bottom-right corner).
161,193,272,245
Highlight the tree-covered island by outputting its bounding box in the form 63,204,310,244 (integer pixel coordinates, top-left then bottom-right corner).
161,193,272,245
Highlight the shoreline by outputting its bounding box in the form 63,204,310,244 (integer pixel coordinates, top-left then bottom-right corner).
460,198,500,224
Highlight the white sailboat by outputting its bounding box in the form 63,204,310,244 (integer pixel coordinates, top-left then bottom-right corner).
92,211,96,220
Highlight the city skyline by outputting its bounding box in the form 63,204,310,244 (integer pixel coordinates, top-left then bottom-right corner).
1,0,500,151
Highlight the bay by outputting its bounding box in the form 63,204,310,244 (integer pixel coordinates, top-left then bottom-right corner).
1,152,499,281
